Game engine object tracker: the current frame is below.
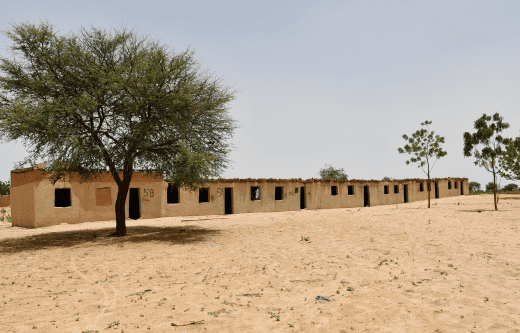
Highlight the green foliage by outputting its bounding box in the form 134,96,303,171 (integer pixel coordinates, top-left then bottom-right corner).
469,190,485,195
163,139,222,193
381,176,394,181
501,183,519,192
485,182,497,192
397,120,447,177
468,181,481,192
497,135,520,181
0,180,10,196
463,113,510,173
0,19,241,236
463,113,511,209
318,164,348,180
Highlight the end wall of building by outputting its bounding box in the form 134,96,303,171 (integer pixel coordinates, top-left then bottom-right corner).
11,165,164,228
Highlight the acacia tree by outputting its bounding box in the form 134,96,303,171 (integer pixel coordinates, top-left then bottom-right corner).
502,183,519,192
0,19,241,236
397,120,447,208
318,164,348,180
463,113,510,211
468,181,481,193
485,182,500,192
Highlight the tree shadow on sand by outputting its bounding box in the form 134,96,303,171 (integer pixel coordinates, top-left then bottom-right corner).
0,224,224,255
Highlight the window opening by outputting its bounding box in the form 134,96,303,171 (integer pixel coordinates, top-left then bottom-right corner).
167,183,179,204
251,187,260,200
348,186,354,195
199,188,209,203
275,187,283,200
55,188,71,207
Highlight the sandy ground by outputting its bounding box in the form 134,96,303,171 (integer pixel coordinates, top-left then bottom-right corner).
0,194,519,333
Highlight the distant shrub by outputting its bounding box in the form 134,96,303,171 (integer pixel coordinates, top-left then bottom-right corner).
0,180,10,196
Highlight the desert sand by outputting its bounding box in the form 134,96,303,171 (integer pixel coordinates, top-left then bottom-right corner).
0,193,519,333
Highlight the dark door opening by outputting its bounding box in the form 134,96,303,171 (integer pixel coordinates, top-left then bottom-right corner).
435,182,439,199
461,181,464,195
364,185,370,207
300,187,306,209
404,184,408,203
225,187,233,214
129,188,140,219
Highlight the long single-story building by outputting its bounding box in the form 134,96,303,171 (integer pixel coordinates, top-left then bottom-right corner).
10,162,469,228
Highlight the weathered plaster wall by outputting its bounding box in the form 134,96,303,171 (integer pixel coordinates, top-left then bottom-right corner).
11,163,164,228
0,195,10,207
10,162,469,228
162,178,468,215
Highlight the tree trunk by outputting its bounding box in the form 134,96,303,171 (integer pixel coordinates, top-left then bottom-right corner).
108,181,131,237
427,174,431,208
492,161,498,211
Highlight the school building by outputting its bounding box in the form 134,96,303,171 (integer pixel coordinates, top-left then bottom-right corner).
9,162,469,228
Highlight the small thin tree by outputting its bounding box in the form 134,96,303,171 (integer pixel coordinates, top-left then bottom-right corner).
485,179,504,203
463,113,510,211
397,120,447,208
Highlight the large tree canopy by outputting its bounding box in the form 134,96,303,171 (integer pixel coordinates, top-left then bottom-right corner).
0,19,242,236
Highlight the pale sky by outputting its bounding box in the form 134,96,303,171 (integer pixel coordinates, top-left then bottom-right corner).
1,0,519,191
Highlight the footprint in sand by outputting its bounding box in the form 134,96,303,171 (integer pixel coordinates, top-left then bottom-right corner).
70,251,118,329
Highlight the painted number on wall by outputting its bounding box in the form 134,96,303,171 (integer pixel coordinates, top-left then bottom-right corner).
144,189,154,197
216,188,223,197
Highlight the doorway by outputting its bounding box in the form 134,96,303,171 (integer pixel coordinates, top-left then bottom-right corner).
364,185,370,207
129,188,140,219
403,184,408,203
300,187,306,209
461,181,464,195
225,188,233,214
435,182,439,199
